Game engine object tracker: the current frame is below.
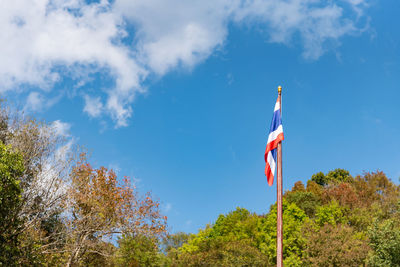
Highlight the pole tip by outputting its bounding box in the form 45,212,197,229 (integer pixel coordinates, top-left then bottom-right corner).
278,85,282,93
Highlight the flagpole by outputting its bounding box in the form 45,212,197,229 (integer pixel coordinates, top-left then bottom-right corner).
276,85,283,267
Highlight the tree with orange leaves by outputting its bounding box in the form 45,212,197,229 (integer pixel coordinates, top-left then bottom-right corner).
64,154,167,267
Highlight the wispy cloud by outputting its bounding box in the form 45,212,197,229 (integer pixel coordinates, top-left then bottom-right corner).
164,203,172,213
1,0,369,126
51,120,72,137
25,91,60,112
50,119,76,162
227,73,234,85
25,92,45,112
84,95,104,118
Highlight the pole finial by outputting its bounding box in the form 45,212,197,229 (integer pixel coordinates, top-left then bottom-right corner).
278,85,282,93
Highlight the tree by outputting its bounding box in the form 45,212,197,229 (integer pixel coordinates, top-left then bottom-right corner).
285,190,321,217
354,171,399,213
210,207,256,241
325,169,351,184
176,239,269,267
322,183,358,208
116,234,167,267
0,102,73,263
176,204,308,266
257,200,308,266
162,232,191,262
0,143,25,265
367,219,400,266
311,169,351,186
170,169,399,267
64,154,167,266
81,241,116,267
311,172,328,186
306,180,323,198
290,181,306,192
304,223,369,266
176,208,270,266
315,201,345,227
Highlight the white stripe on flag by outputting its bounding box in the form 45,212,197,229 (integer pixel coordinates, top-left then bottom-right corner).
267,151,276,176
274,101,280,112
267,125,283,144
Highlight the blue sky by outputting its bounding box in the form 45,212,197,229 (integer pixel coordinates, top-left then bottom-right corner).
2,0,400,233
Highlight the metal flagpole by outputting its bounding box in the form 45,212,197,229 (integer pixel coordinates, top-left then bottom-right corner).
276,85,283,267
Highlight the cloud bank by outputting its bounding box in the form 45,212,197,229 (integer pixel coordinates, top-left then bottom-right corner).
0,0,368,126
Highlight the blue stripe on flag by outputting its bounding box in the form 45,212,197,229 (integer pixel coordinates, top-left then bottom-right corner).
271,147,277,163
269,109,282,133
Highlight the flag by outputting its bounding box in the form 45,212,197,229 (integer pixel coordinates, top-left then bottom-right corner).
264,97,284,186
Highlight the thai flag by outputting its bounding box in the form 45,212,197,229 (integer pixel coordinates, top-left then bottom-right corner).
264,97,284,186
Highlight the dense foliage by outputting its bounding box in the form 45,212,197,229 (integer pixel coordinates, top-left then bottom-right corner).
1,99,399,266
0,143,24,265
167,169,399,267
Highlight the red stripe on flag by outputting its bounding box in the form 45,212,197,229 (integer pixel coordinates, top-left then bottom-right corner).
265,163,274,186
264,133,284,162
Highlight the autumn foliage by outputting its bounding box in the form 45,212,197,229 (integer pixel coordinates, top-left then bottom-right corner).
62,154,167,266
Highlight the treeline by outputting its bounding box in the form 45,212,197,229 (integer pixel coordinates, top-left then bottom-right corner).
163,169,400,266
1,101,400,266
92,169,400,266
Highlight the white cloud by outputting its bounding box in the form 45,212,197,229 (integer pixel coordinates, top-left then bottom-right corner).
51,120,72,137
232,0,365,59
84,95,103,118
1,0,144,126
115,0,231,75
25,92,44,112
25,91,60,112
1,0,368,126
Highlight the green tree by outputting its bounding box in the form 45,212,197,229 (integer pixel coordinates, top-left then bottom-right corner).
116,234,167,267
210,207,257,242
311,169,351,186
164,169,400,267
177,239,269,267
326,169,352,184
177,204,308,266
285,190,320,217
311,172,328,186
257,200,308,266
0,101,74,264
315,201,345,226
367,219,400,266
176,208,270,266
162,232,191,262
0,143,25,265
